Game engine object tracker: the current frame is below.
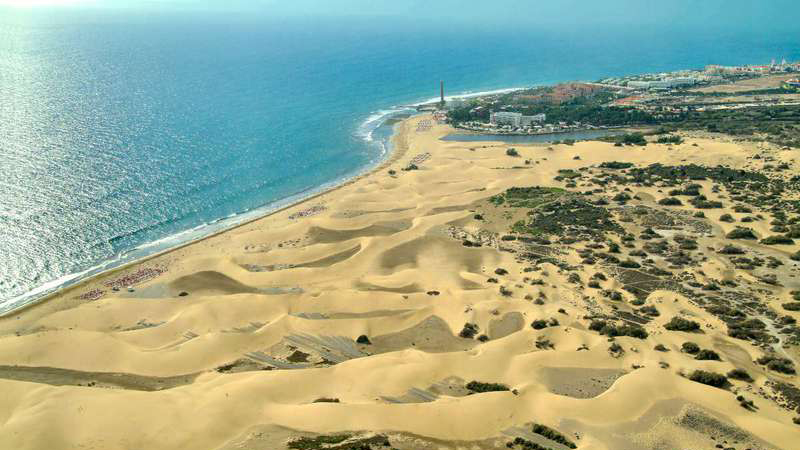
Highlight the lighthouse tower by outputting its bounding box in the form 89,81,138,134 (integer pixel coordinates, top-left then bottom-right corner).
440,80,445,108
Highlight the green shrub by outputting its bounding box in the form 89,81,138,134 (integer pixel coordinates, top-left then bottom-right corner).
681,342,700,354
589,319,648,339
506,148,520,157
718,244,744,254
531,423,577,449
619,259,641,268
760,235,795,245
459,323,479,339
659,197,683,206
783,302,800,311
691,197,723,209
665,317,701,332
639,305,659,317
507,437,552,450
726,227,757,240
599,161,633,169
688,370,727,388
756,355,796,375
531,320,549,330
589,320,606,331
616,133,647,146
312,398,340,403
695,349,721,361
466,381,510,393
613,192,631,202
727,368,754,382
656,135,683,145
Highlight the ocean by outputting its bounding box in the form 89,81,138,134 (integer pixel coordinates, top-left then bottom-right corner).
1,10,798,314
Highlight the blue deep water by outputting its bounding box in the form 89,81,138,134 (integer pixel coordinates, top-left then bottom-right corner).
1,9,798,313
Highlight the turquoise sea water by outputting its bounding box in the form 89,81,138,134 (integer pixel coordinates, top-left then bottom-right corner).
1,10,798,313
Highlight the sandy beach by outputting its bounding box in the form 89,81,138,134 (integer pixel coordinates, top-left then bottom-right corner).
1,115,799,449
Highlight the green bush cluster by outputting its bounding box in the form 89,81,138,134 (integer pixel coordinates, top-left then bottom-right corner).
531,423,577,449
761,235,794,245
695,349,721,361
656,135,684,144
681,342,700,354
599,161,633,169
589,319,648,339
688,370,727,388
466,381,510,393
658,197,683,206
756,355,796,375
727,368,754,382
506,437,553,450
726,227,757,240
664,316,701,332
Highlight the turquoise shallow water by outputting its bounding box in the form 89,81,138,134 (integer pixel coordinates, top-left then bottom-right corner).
0,10,798,313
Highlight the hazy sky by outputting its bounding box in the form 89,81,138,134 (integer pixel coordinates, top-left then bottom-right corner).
3,0,798,32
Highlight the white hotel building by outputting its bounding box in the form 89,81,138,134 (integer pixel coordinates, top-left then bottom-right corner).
490,112,546,128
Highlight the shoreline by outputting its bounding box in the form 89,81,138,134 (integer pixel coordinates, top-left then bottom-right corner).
0,117,413,319
0,85,534,319
6,68,786,318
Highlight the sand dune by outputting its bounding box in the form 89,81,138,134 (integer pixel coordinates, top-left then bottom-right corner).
0,116,799,449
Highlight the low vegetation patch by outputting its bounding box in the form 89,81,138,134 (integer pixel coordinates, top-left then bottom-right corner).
761,235,795,245
589,319,648,339
312,397,340,403
599,161,633,169
688,370,727,388
466,381,510,393
627,163,768,185
694,349,721,361
459,323,479,339
664,316,701,332
726,227,758,240
658,197,683,206
506,437,554,450
513,196,623,237
613,133,647,146
287,434,391,450
656,135,683,145
490,186,565,209
727,368,754,382
756,355,796,375
681,342,700,354
727,318,772,343
531,423,577,449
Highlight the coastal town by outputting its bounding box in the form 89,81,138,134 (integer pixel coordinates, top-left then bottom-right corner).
431,59,800,140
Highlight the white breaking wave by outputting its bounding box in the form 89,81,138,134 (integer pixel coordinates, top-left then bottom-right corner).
354,86,529,153
413,86,526,107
